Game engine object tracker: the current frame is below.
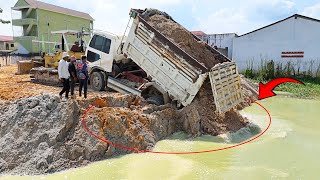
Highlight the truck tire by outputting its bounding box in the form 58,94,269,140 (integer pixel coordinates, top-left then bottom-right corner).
90,71,106,91
146,95,164,106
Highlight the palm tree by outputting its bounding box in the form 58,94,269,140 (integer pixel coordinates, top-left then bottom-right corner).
0,8,11,24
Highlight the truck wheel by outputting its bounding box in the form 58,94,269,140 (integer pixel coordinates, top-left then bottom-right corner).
146,96,164,106
90,71,106,91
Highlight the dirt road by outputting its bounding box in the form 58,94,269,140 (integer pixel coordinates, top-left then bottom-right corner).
0,65,106,101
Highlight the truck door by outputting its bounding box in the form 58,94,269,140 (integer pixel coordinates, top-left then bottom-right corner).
86,34,114,72
209,62,243,114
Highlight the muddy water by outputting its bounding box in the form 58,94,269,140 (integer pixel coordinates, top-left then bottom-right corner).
1,97,319,179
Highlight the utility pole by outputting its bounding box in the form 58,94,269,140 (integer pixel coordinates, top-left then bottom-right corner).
0,8,11,24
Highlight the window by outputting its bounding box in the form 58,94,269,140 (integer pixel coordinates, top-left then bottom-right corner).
87,50,100,63
11,44,14,47
89,35,111,54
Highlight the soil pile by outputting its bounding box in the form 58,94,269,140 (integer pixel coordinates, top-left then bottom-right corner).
0,95,81,174
0,89,255,175
180,81,248,136
145,11,225,69
0,94,180,175
81,94,180,155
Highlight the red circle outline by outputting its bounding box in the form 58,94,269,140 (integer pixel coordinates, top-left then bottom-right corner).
81,101,271,154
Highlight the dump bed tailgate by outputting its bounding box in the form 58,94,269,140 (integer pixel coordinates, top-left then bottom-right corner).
209,62,243,113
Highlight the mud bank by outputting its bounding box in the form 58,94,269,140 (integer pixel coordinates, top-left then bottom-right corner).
0,82,255,175
0,94,175,175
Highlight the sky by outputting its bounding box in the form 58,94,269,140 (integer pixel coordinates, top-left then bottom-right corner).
1,0,320,36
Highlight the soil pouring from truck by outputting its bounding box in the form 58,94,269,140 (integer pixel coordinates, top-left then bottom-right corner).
86,9,243,113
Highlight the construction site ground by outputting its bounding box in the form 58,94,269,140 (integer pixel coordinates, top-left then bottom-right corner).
0,65,106,101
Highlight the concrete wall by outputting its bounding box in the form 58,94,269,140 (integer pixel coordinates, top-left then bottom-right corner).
233,16,320,74
207,33,236,58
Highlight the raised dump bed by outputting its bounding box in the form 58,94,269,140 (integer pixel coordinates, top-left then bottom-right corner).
123,9,242,113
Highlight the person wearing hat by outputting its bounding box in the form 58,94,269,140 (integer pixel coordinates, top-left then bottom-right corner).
58,52,70,99
68,55,78,99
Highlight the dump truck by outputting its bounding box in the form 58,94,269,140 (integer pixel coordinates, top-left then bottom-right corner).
85,9,243,113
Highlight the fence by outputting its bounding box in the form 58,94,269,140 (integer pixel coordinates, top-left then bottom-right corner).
243,59,320,80
0,54,31,67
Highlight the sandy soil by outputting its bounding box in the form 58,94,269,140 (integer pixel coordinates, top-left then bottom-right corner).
146,14,225,69
0,65,106,101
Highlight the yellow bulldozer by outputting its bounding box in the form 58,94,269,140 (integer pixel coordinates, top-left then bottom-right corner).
30,30,90,85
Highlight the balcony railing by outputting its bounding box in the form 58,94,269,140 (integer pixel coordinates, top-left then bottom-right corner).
12,18,37,26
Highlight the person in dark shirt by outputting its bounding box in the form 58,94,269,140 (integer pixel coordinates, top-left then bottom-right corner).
77,55,89,99
68,55,78,99
70,41,82,52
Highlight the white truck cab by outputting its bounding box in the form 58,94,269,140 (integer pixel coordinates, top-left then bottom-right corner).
86,32,124,91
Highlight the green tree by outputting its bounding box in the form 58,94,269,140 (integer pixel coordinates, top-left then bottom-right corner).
0,8,11,24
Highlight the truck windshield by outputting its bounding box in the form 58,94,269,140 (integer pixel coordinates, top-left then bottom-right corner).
89,35,111,54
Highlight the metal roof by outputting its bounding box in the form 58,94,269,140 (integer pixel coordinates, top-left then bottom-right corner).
239,14,320,37
15,0,94,21
0,35,14,42
191,31,207,36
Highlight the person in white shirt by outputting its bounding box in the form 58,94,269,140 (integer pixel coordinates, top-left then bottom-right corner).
58,52,70,99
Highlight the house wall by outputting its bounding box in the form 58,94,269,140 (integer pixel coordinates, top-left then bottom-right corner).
0,42,17,51
0,42,5,50
13,0,93,54
36,9,92,53
233,16,320,74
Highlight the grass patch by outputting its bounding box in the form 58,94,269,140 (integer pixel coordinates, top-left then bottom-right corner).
251,77,320,98
243,59,320,98
275,78,320,98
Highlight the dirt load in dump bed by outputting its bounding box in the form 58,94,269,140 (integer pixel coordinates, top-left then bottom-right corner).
144,9,227,69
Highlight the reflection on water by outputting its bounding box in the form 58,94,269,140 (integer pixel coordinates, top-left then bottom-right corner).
1,97,319,180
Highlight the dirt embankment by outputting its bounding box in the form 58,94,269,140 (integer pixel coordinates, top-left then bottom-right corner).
0,64,257,175
0,94,179,175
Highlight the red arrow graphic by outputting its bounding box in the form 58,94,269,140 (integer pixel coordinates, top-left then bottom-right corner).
259,78,304,100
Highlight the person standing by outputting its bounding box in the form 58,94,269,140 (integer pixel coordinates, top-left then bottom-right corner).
58,52,70,99
78,55,89,99
68,55,78,99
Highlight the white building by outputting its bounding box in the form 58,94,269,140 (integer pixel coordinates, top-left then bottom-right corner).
233,14,320,74
0,36,16,51
191,31,237,58
207,33,237,58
